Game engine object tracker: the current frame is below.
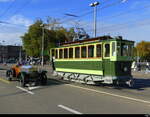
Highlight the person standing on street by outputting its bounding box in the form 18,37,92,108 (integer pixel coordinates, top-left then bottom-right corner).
145,62,150,74
51,56,55,71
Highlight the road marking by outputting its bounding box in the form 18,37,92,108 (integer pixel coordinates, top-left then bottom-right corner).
28,86,41,90
16,86,34,95
0,78,10,84
58,105,83,114
65,84,150,104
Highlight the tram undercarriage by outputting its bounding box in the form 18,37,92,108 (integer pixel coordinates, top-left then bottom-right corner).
53,71,134,87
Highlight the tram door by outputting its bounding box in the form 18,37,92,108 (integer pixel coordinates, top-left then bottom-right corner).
96,44,103,76
103,43,111,77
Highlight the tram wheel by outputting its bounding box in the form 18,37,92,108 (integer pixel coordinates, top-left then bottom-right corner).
127,80,134,88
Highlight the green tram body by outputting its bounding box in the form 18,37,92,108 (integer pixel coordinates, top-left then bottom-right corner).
50,36,134,86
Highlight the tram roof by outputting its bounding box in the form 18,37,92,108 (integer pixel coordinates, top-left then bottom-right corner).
59,36,134,47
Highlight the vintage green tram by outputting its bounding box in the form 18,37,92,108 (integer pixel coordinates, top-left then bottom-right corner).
50,36,135,87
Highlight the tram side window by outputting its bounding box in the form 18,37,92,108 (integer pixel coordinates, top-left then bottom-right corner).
75,47,80,58
105,44,110,57
88,45,94,58
59,49,63,59
55,49,58,59
69,48,73,58
64,48,68,59
81,46,87,58
96,44,102,57
112,42,116,56
51,49,55,57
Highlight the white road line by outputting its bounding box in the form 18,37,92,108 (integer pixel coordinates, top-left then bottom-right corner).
28,86,41,90
16,86,34,95
65,84,150,104
58,105,83,114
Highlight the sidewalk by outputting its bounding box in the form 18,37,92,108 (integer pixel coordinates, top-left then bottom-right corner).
132,70,150,79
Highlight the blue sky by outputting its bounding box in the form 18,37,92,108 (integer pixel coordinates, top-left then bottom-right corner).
0,0,150,45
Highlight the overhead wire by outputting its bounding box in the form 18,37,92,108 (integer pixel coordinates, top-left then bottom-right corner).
60,0,125,26
65,0,150,36
59,0,112,23
0,0,17,18
0,0,33,29
0,20,28,29
97,3,150,21
10,0,32,17
85,16,150,35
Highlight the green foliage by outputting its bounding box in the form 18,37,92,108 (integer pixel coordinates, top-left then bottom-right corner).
21,18,76,58
136,41,150,61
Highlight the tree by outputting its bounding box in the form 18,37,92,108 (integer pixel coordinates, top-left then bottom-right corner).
136,41,150,61
21,19,43,57
21,17,77,59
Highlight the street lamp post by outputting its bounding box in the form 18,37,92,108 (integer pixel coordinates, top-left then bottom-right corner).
19,45,22,63
40,24,45,67
90,1,100,38
2,40,5,63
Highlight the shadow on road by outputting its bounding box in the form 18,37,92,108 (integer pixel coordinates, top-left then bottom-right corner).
93,78,150,91
131,78,150,90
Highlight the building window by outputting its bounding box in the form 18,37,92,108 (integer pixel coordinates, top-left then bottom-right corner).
88,45,94,58
112,42,116,56
105,44,110,57
96,44,102,57
59,49,63,59
69,48,73,58
81,46,87,58
64,48,68,59
75,47,80,58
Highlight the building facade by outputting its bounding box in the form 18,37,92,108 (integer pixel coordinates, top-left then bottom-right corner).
0,45,25,63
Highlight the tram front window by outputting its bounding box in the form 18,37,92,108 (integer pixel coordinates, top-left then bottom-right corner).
121,43,132,56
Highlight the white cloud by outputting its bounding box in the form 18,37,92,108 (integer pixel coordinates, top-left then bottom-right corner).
121,0,128,3
0,0,14,2
9,14,33,27
0,15,33,45
0,32,23,45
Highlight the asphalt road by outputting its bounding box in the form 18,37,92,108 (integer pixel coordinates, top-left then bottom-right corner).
0,69,150,114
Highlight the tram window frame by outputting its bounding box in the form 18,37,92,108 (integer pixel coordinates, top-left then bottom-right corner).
104,44,110,57
117,42,121,56
75,47,80,58
112,42,116,56
69,48,73,58
81,46,87,58
64,48,68,59
51,49,55,57
128,44,134,56
88,45,94,58
55,49,58,59
130,45,134,56
121,43,129,56
59,49,63,59
96,44,102,57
